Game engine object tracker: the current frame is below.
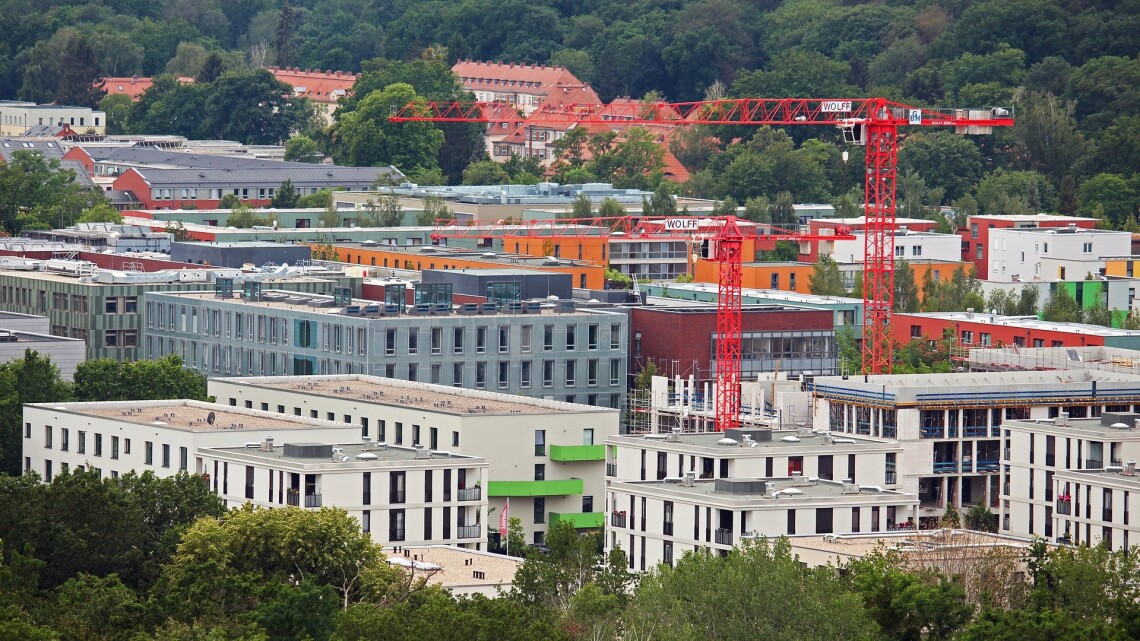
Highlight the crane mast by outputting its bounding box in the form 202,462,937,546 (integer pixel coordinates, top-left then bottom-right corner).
393,97,1013,429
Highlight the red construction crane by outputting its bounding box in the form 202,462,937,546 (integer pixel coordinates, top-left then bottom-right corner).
393,97,1011,428
428,214,854,432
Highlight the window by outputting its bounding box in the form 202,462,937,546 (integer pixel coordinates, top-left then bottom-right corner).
521,361,532,388
1083,242,1093,254
94,434,103,457
588,324,599,350
543,360,554,387
424,469,433,502
535,464,545,480
453,327,464,353
896,246,904,256
610,324,621,350
395,422,403,444
78,431,86,454
566,360,576,386
60,428,68,452
476,327,487,353
610,359,621,385
535,430,546,456
499,326,510,352
476,362,487,388
390,471,406,503
408,329,418,355
521,325,532,352
180,447,188,470
389,509,405,541
911,245,922,256
44,425,52,449
544,325,554,351
111,436,119,459
789,273,797,289
588,359,598,386
771,273,779,289
534,497,545,524
385,328,396,355
431,327,442,354
816,508,834,534
498,361,509,388
161,444,170,467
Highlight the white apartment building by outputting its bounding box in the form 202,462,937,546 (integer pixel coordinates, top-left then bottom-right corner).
608,473,917,571
209,374,620,545
829,229,962,264
987,226,1131,283
0,101,107,136
1001,412,1140,543
1052,465,1140,551
201,439,488,548
811,370,1140,528
23,399,357,482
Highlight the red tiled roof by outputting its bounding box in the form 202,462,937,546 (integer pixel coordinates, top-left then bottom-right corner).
100,77,154,100
453,60,593,95
268,67,357,103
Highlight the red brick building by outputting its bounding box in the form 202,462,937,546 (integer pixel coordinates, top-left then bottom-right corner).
895,311,1140,350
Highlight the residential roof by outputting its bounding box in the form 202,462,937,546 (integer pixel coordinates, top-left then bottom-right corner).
204,440,479,465
81,147,303,170
1002,417,1140,439
121,165,399,187
0,138,64,161
815,368,1140,390
216,374,619,416
902,311,1140,337
30,399,355,432
608,429,895,454
789,528,1041,561
268,67,357,103
99,76,156,100
969,214,1096,223
453,61,592,94
388,545,523,592
612,477,914,504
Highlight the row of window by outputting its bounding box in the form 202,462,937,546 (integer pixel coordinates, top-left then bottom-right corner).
30,424,187,470
383,323,622,356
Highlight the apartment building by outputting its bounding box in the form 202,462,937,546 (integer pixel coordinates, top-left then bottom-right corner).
962,214,1096,279
1052,465,1140,551
607,472,917,571
809,371,1140,527
0,262,349,361
201,439,488,548
452,61,599,114
0,101,106,136
986,226,1131,283
208,374,620,544
1001,413,1140,543
144,289,628,408
896,310,1140,351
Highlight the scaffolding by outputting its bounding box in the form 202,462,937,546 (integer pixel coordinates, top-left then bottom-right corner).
964,345,1140,376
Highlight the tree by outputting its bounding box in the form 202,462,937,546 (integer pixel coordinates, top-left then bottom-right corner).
1078,173,1138,227
461,161,511,185
847,550,973,641
1042,287,1081,322
195,52,225,83
227,205,268,228
284,136,322,164
270,180,299,209
77,203,123,224
898,132,983,202
218,193,241,209
0,350,71,476
809,255,846,296
98,93,134,135
57,36,104,109
598,198,625,217
643,183,677,218
623,538,881,641
965,502,998,532
975,170,1056,215
203,69,315,145
53,573,144,641
0,151,107,233
415,195,452,226
274,2,299,67
894,259,920,312
565,194,593,220
72,355,208,402
334,83,443,174
377,195,403,227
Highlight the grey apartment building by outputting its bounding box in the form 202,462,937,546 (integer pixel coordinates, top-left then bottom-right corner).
0,265,355,362
143,290,629,408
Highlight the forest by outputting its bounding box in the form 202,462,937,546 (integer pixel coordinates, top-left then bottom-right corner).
0,0,1136,230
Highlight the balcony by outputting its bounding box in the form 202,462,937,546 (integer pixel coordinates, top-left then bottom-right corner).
963,425,988,438
304,494,322,508
1086,459,1104,470
1056,501,1072,515
933,461,959,473
487,479,584,497
610,511,628,528
549,444,606,462
606,462,617,477
549,512,605,529
714,528,733,546
975,460,1000,472
457,525,481,539
286,491,299,506
457,487,481,502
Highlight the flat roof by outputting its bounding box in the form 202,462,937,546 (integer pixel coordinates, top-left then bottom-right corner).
218,374,618,416
151,289,610,318
990,226,1127,235
789,529,1040,558
205,440,477,464
817,369,1140,390
1054,468,1140,486
1003,417,1140,439
387,545,522,590
329,243,601,268
645,282,862,305
905,312,1140,337
30,399,354,432
970,214,1095,222
614,477,910,502
609,430,894,453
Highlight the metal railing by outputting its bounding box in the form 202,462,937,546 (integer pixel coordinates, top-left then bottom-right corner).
606,462,617,477
664,522,673,536
1056,501,1072,515
714,528,733,546
610,512,627,528
1087,459,1104,470
389,528,405,542
933,461,959,473
457,487,481,501
304,494,322,508
457,525,481,539
390,491,406,504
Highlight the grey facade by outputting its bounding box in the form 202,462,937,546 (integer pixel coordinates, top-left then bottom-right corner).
143,290,629,408
0,269,353,361
422,268,572,301
171,242,311,268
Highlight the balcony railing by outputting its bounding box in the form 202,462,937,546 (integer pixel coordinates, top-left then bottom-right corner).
714,528,733,546
457,487,481,502
933,461,959,473
1056,501,1072,515
664,522,673,536
885,471,897,485
1103,509,1113,522
976,460,1000,472
286,491,299,506
389,528,405,542
920,427,945,439
390,491,406,504
245,483,255,499
606,462,617,477
1087,459,1104,470
457,525,481,539
305,494,322,508
610,511,628,528
963,425,988,438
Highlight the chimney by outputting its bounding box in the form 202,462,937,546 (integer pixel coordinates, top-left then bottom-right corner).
966,307,975,319
1126,461,1137,476
1057,411,1069,427
681,471,695,487
261,436,274,452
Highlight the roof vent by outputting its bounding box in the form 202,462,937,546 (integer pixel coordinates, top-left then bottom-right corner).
680,470,695,487
414,444,431,459
1125,461,1137,477
261,436,274,452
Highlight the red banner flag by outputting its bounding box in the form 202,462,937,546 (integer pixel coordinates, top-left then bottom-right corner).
499,498,510,538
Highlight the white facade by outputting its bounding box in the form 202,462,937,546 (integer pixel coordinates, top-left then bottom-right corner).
202,440,488,548
1000,414,1140,543
607,474,917,571
830,231,962,264
23,400,358,483
811,370,1140,528
208,375,620,544
987,227,1131,283
0,101,107,135
1051,467,1140,551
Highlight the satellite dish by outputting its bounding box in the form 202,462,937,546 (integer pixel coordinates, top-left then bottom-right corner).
207,411,216,425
